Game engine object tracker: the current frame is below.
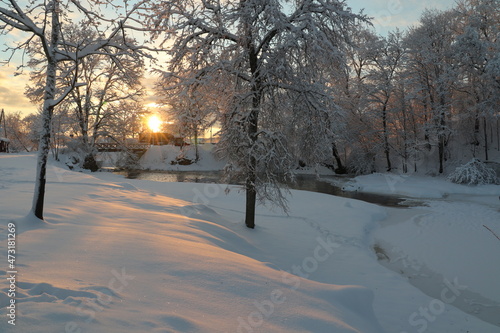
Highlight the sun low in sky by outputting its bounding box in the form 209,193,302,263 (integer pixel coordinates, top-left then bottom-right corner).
148,114,162,133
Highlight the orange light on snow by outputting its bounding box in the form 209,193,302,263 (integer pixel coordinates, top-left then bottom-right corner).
148,115,162,133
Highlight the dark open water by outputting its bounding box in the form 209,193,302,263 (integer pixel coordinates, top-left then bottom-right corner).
116,170,407,207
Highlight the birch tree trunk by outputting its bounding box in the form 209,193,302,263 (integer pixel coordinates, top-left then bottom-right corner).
32,1,60,220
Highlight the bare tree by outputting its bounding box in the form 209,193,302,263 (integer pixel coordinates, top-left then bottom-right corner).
149,0,365,228
335,26,379,174
366,30,406,171
105,100,147,143
405,9,458,174
156,72,217,162
2,111,40,152
0,0,149,220
453,0,500,160
25,22,146,170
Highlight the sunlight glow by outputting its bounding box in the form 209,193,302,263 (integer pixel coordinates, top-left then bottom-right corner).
148,115,162,133
145,102,161,108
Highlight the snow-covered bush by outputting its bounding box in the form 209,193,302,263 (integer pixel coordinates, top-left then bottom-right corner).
346,150,376,175
447,158,499,185
61,139,99,171
82,154,99,172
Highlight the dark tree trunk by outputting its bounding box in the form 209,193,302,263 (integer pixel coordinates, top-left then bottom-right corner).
438,105,446,174
473,111,480,146
384,146,392,171
402,94,408,174
332,142,346,174
382,102,391,172
402,135,408,174
423,91,431,150
245,165,257,229
245,103,259,229
194,127,199,162
245,85,260,228
484,116,489,161
497,118,499,151
244,26,261,229
438,136,444,174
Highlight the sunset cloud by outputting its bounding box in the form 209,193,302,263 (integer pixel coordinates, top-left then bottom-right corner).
0,68,34,115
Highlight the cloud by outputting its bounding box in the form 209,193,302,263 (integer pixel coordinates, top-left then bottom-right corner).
0,67,34,115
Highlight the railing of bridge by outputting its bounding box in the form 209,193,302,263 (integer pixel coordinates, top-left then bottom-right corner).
95,143,150,151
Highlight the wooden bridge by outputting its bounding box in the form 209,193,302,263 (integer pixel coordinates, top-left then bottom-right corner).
95,142,150,153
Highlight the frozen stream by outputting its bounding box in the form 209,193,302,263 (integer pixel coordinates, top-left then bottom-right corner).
375,198,500,329
116,170,408,207
116,170,500,329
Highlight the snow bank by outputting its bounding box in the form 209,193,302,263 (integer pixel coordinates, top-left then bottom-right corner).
1,154,498,332
139,144,226,171
342,173,500,199
98,144,336,175
0,154,383,332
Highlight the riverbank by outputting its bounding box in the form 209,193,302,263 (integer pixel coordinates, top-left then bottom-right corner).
96,143,336,175
115,170,408,207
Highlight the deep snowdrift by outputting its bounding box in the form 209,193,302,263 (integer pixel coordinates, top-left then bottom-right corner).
1,154,499,332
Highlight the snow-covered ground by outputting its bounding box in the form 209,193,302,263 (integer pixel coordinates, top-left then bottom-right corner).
341,173,500,329
1,154,499,332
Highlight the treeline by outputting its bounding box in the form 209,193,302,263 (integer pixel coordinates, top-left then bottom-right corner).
1,0,498,225
330,0,500,174
159,0,499,176
6,0,498,177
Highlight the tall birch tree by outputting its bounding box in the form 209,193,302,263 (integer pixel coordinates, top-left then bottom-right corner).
0,0,148,220
25,22,145,170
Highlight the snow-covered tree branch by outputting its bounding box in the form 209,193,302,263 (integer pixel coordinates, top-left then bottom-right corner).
149,0,367,228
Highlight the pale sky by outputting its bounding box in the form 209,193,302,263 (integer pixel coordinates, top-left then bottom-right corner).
347,0,458,35
0,0,458,117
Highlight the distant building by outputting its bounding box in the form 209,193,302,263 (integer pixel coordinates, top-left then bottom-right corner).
0,137,9,153
0,109,8,152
